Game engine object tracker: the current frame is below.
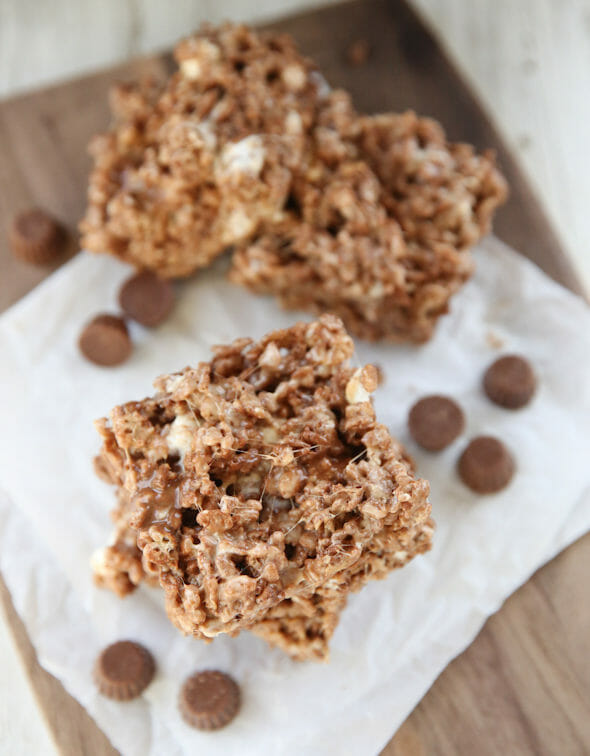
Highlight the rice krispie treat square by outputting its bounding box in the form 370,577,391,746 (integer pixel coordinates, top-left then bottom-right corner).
229,111,507,342
80,24,328,277
92,316,433,660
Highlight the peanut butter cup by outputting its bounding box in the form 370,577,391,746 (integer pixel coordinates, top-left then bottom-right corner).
179,670,241,730
79,314,131,366
409,395,465,451
9,208,65,265
458,436,515,494
94,641,155,700
483,355,536,409
119,270,175,327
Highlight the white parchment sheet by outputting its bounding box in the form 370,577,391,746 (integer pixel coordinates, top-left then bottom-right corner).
1,236,589,755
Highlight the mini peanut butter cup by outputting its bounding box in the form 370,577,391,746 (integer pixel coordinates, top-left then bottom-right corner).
94,641,155,701
119,270,175,327
79,314,132,366
9,208,65,265
179,670,241,730
458,435,515,494
408,395,465,451
483,354,536,409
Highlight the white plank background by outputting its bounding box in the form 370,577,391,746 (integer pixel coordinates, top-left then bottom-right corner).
412,0,590,293
0,1,588,753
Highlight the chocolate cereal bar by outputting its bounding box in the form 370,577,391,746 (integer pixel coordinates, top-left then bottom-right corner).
92,316,433,660
230,111,506,342
80,25,325,277
80,23,507,343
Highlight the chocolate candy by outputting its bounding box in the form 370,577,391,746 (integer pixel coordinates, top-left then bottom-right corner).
458,436,515,494
9,208,65,265
79,314,132,366
179,670,241,730
483,355,536,409
119,270,175,327
94,641,155,700
408,395,465,451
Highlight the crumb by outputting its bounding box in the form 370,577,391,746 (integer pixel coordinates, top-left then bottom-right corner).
346,39,371,66
486,331,504,349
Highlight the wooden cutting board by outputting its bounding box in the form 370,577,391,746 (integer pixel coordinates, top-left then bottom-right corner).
0,1,588,753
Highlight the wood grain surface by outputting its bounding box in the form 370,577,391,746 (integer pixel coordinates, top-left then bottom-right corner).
0,1,588,753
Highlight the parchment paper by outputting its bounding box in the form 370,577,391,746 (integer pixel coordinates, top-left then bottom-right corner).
1,236,589,755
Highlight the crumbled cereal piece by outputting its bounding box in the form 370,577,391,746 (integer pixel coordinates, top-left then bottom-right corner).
93,316,433,660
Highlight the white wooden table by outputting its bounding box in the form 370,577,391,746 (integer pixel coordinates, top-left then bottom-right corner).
1,1,588,752
412,0,590,293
